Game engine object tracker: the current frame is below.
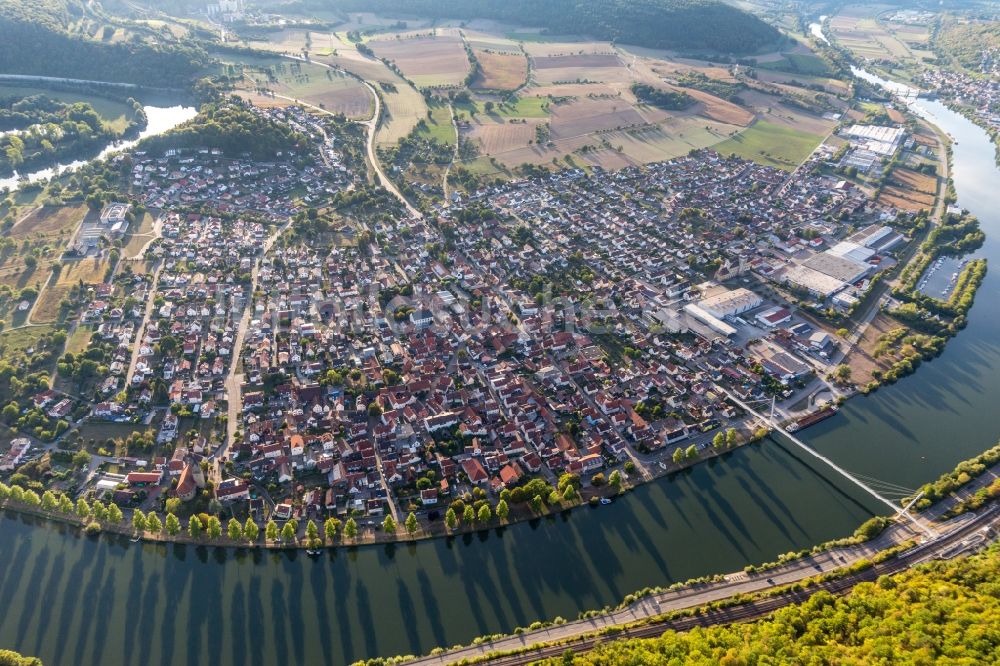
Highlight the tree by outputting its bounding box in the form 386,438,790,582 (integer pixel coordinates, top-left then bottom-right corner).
265,519,279,543
165,513,181,536
244,518,259,543
75,498,91,519
462,504,475,524
22,491,40,508
591,473,606,487
132,510,147,533
281,521,297,544
672,447,684,464
405,512,418,534
562,484,577,501
609,470,622,490
306,519,319,544
548,490,562,505
107,503,123,524
207,516,222,539
57,494,73,514
344,517,358,540
228,518,242,541
496,499,509,522
40,490,57,511
324,517,341,543
713,432,726,450
445,507,458,530
833,364,852,383
530,495,543,512
382,515,396,534
188,515,202,539
726,428,739,448
685,444,698,460
477,504,492,523
0,483,9,501
147,512,163,534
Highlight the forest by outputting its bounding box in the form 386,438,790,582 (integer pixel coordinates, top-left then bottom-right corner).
0,0,207,88
137,100,310,160
542,547,1000,665
631,83,694,110
936,20,1000,72
0,95,146,176
321,0,781,53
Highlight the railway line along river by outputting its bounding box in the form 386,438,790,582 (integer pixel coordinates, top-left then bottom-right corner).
1,78,999,666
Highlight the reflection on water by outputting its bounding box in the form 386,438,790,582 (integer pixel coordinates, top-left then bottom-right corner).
0,105,196,191
1,70,1000,666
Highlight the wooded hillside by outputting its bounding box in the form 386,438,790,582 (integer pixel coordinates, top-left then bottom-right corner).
327,0,780,53
540,547,1000,664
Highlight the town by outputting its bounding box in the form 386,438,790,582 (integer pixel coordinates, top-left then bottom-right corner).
0,97,942,544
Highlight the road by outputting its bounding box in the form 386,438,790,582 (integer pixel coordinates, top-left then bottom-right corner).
279,55,422,219
403,499,1000,666
219,219,291,463
124,263,164,387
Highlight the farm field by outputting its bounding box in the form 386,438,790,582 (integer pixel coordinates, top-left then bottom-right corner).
829,5,932,70
712,120,824,170
376,82,431,146
230,57,372,119
472,49,528,91
368,35,471,88
878,167,938,212
532,53,631,85
548,97,646,139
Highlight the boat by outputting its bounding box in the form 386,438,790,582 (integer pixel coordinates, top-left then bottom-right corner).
130,536,141,543
786,405,838,433
600,497,612,505
306,549,323,557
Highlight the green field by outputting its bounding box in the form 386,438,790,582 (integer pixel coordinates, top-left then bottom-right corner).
0,84,135,132
757,53,833,76
712,120,822,170
457,96,550,120
416,101,457,145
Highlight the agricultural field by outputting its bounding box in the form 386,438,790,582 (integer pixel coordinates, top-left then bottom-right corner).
226,56,373,119
878,167,938,213
548,97,646,139
472,49,528,91
368,34,471,88
712,120,824,170
532,53,631,85
829,5,933,75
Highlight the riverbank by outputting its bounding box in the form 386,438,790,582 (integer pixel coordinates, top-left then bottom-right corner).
0,424,771,550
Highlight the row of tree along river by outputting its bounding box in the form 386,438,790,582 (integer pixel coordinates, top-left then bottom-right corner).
1,71,999,666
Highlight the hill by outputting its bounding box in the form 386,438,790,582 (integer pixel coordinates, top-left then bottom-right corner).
327,0,780,54
137,101,311,160
0,0,206,87
936,20,1000,72
539,547,1000,664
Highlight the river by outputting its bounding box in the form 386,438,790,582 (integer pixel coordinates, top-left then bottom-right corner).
0,105,197,192
1,75,999,666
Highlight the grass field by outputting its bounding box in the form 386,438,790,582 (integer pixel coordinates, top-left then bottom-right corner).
33,257,109,323
416,101,457,145
64,325,93,356
757,53,833,76
458,96,551,120
122,212,157,259
712,120,823,170
0,84,135,133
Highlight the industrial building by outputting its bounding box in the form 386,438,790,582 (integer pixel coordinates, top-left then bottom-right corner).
698,287,763,318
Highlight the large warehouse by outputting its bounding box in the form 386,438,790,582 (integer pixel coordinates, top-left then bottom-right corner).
698,288,763,318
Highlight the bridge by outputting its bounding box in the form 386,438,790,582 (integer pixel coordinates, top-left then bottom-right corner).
720,387,934,538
